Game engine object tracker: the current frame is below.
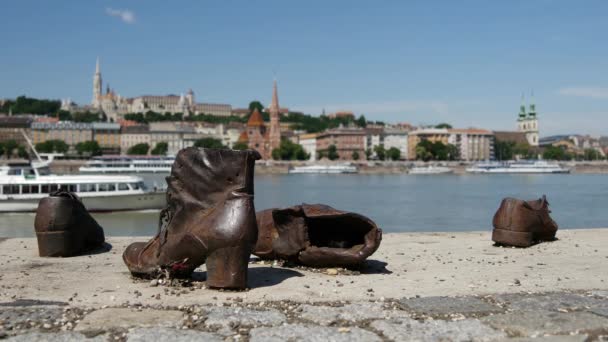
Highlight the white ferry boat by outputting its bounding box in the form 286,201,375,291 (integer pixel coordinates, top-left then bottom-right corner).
409,166,453,175
79,155,174,173
289,164,358,174
0,161,166,212
466,160,570,174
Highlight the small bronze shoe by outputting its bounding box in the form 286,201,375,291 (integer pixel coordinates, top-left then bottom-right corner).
34,190,105,257
254,204,382,267
492,195,558,247
123,147,260,289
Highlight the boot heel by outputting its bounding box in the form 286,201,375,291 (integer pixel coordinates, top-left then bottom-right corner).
492,228,534,247
206,245,251,289
36,230,76,257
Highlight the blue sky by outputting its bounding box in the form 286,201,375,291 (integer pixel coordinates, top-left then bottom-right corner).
1,1,607,136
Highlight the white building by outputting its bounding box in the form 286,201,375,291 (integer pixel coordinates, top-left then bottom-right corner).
447,129,494,161
383,129,409,160
298,133,318,161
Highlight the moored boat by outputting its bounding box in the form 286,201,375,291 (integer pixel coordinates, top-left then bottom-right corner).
409,166,453,175
79,155,174,173
289,164,358,174
466,160,570,174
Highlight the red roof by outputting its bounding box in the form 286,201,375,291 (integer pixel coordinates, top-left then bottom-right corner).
247,108,265,127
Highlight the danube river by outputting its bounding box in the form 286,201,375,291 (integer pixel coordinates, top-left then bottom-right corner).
1,173,607,237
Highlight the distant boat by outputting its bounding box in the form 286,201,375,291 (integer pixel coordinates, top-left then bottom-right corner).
409,166,453,175
466,160,570,174
289,164,358,174
79,155,174,173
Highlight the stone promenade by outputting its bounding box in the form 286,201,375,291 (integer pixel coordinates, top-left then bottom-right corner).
1,229,607,341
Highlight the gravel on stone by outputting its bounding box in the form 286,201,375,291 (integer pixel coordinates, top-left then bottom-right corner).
482,310,608,337
74,308,184,332
298,302,408,325
126,327,223,342
202,306,286,330
249,323,382,342
399,296,503,318
4,331,107,342
371,317,506,342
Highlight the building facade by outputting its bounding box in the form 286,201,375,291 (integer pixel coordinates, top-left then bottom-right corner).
316,128,366,160
0,116,32,146
31,122,93,151
298,133,318,161
517,96,539,147
447,129,494,161
407,128,450,160
92,122,121,154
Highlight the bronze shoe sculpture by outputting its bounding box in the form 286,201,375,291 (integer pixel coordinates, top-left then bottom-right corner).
492,195,558,247
34,190,105,257
254,204,382,267
123,147,261,289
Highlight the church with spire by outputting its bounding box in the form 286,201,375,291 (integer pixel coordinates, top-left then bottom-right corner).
517,93,540,147
238,80,283,159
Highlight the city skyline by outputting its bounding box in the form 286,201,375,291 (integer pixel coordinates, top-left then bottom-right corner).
1,1,608,135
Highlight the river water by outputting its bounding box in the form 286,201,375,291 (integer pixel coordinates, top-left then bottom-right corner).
1,173,607,237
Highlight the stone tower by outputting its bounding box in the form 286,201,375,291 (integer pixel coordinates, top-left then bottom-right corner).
517,93,539,147
268,80,282,152
92,57,102,108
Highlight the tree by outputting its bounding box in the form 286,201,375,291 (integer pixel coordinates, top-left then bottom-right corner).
365,149,372,160
387,147,401,161
4,140,18,158
36,140,68,153
271,140,310,161
352,151,360,160
0,96,60,115
127,143,150,155
543,146,569,161
583,148,602,161
232,141,248,150
193,138,226,149
73,111,101,123
435,123,453,129
0,143,4,157
416,145,433,161
327,145,339,160
317,151,326,160
248,101,264,114
151,142,168,155
57,110,72,121
374,145,386,161
76,141,102,156
17,146,28,158
356,115,367,128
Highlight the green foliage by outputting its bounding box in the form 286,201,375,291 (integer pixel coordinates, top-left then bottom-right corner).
356,115,367,128
57,110,73,121
17,146,28,158
365,149,372,160
583,148,603,160
248,101,264,114
271,140,310,161
542,146,572,161
73,111,101,123
352,151,360,160
374,145,386,161
317,151,326,159
1,96,60,115
495,140,535,160
76,141,101,156
193,138,226,149
0,143,4,156
151,142,168,155
281,112,366,133
232,141,248,150
123,111,247,125
327,145,339,160
387,147,401,161
3,140,18,158
127,143,150,155
36,140,69,153
416,140,459,161
435,123,453,129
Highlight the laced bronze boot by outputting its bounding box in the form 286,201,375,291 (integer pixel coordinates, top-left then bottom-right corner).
34,190,105,257
492,195,558,247
254,204,382,267
123,147,260,289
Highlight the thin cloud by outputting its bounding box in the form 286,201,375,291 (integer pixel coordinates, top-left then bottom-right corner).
558,87,608,99
105,8,136,24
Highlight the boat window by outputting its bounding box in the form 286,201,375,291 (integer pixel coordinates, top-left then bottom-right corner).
50,184,59,192
118,183,129,191
99,184,109,192
108,183,116,191
38,168,51,176
2,185,20,194
8,169,21,176
31,185,40,193
138,181,147,191
22,185,32,194
67,184,77,192
80,184,95,192
131,183,140,190
41,184,50,193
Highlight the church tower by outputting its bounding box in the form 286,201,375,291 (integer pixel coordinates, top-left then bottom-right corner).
268,80,282,152
92,57,102,108
516,93,539,147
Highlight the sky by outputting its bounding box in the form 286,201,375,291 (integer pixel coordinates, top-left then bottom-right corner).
1,0,607,136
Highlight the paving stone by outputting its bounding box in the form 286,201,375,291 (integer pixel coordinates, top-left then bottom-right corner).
0,306,64,330
203,306,285,330
370,317,506,342
126,327,223,342
298,302,409,325
590,307,608,318
495,335,588,342
494,293,605,312
249,323,381,342
400,296,502,317
74,308,184,331
482,310,608,337
4,332,106,341
590,291,608,298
